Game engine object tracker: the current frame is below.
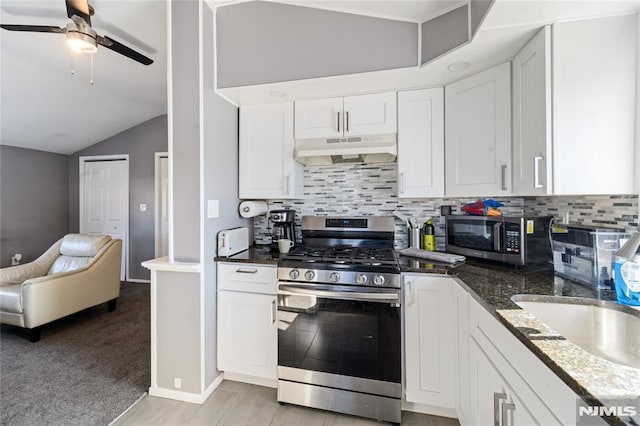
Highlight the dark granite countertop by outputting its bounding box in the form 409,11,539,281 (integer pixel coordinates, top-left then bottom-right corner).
398,253,638,426
214,244,280,265
218,246,638,423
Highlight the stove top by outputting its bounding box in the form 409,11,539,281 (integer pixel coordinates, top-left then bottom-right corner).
282,245,398,267
277,216,400,287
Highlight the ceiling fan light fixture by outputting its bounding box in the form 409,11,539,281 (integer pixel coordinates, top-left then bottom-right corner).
65,21,97,54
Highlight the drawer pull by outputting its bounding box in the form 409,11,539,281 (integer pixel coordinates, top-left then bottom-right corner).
271,299,276,324
236,268,258,274
493,392,507,426
502,401,516,426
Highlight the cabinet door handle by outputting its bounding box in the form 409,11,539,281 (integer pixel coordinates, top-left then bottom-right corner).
337,111,340,132
501,165,507,191
493,392,507,426
236,268,258,274
534,156,544,189
399,172,405,194
271,299,276,324
285,175,291,195
502,402,516,426
406,281,414,307
346,111,350,132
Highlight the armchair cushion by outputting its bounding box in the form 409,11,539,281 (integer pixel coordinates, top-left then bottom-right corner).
47,234,111,276
59,234,111,257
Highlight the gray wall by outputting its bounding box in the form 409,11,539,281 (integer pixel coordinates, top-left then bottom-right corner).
201,1,252,385
68,115,168,280
216,1,418,88
155,270,201,393
171,0,201,262
0,146,69,267
421,5,469,66
470,0,494,36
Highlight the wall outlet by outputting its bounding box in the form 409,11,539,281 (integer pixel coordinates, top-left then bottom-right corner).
174,377,182,389
139,203,147,212
440,205,452,216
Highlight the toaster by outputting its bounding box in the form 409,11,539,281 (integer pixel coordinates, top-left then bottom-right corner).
217,227,249,257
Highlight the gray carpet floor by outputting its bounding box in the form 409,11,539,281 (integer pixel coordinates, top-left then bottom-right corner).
1,282,150,426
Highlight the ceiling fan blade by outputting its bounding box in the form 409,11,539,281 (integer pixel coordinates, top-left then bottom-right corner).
0,24,66,34
65,0,91,25
97,35,153,66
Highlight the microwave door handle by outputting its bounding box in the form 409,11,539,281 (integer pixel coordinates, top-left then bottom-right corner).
493,223,503,252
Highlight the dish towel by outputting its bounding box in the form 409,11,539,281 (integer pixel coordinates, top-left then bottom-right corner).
398,248,466,264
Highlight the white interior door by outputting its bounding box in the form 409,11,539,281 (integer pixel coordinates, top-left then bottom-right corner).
156,154,169,257
81,158,128,281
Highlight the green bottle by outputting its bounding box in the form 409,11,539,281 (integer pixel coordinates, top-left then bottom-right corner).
422,219,436,251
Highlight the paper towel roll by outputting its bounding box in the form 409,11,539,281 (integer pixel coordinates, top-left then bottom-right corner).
239,201,268,218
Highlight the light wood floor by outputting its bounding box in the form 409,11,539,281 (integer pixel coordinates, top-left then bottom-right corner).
114,381,460,426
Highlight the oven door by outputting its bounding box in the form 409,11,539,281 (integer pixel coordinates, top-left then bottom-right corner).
277,282,401,389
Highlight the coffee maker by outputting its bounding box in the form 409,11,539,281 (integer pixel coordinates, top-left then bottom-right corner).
270,209,297,248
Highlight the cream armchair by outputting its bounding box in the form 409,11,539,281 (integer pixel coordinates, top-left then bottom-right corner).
0,234,122,342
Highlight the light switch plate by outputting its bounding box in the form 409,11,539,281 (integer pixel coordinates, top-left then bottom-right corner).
139,203,147,212
207,200,219,218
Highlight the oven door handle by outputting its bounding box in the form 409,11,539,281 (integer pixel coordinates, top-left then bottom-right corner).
278,284,399,303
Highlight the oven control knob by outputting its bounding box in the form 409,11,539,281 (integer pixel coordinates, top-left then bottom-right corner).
373,275,385,286
289,269,300,280
356,274,368,284
304,270,316,281
329,272,340,283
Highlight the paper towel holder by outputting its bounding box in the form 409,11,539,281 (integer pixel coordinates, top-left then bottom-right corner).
238,200,269,218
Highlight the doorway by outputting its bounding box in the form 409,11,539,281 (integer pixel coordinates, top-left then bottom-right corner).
79,155,129,281
155,152,169,258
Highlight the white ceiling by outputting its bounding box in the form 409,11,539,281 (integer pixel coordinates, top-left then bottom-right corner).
0,0,167,155
2,1,639,154
277,0,466,22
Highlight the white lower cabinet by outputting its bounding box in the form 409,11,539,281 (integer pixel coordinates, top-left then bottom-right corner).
462,285,578,426
217,263,277,382
453,282,470,424
403,274,455,411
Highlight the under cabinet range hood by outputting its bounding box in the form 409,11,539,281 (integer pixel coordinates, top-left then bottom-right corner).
294,134,397,166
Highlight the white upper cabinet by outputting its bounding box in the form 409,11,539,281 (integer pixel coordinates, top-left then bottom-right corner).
295,92,397,139
512,26,553,196
239,102,303,199
445,62,512,197
552,14,637,195
397,88,445,198
294,97,343,139
342,92,397,136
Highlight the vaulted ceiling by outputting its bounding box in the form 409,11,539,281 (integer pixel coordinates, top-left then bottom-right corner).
0,0,167,154
1,0,638,154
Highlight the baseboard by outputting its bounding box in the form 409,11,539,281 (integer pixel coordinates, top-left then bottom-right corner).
147,373,223,404
402,400,458,419
203,373,224,401
126,278,151,284
223,371,277,388
108,392,148,425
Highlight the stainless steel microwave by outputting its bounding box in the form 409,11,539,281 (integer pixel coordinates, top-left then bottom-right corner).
445,215,553,265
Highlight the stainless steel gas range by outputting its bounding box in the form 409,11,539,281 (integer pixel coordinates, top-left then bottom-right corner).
276,216,401,423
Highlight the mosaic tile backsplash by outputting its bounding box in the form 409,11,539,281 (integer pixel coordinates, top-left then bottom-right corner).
251,163,638,248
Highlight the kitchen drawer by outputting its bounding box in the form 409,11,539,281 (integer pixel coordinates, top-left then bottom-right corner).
218,262,277,294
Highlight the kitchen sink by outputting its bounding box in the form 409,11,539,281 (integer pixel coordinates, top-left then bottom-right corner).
511,295,640,369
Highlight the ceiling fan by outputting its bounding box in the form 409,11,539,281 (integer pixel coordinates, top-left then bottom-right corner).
0,0,153,65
